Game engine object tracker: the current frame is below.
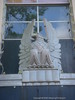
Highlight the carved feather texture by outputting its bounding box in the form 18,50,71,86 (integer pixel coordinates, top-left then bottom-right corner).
19,20,35,70
44,19,62,70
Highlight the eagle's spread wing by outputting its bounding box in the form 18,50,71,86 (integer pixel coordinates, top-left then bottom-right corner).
18,20,35,71
44,19,62,70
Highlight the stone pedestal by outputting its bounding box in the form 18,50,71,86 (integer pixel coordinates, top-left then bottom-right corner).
22,68,60,83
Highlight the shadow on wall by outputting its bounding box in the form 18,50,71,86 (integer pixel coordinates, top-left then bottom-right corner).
1,39,75,74
1,40,20,74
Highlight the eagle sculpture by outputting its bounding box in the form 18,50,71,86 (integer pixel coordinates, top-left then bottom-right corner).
18,19,62,73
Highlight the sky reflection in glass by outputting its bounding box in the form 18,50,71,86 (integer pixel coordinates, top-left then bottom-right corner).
6,6,37,21
39,6,69,21
5,23,27,38
5,5,71,39
40,22,72,39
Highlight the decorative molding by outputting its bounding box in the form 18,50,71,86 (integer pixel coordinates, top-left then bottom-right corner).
0,72,75,86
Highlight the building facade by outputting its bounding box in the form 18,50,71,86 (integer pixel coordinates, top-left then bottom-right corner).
0,0,75,100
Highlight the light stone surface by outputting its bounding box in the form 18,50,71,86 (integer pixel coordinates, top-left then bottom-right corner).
0,73,75,86
22,69,60,82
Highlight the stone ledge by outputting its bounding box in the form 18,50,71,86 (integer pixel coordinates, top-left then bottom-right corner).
0,74,22,81
0,72,75,86
0,81,22,86
60,73,75,80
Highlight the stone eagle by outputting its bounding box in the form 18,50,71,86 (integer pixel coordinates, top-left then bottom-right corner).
18,19,62,72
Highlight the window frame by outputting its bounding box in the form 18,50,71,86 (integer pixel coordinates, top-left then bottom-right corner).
4,1,71,40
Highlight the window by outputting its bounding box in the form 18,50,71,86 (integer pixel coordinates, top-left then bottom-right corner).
39,5,71,38
5,0,71,39
5,5,37,38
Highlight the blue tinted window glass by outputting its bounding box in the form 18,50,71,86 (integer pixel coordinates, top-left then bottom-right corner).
5,22,37,39
6,6,37,21
5,23,28,38
39,5,69,21
39,22,71,39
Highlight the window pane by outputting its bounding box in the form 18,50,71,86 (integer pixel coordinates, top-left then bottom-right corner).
39,5,69,21
6,0,13,3
38,0,68,3
6,6,37,21
5,23,28,38
5,22,37,39
39,22,72,39
6,0,37,3
7,0,22,3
